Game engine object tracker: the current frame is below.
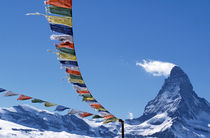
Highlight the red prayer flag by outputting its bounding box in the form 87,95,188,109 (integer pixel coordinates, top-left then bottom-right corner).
78,112,93,118
90,104,102,109
76,90,90,94
45,0,72,9
66,68,81,76
17,95,32,101
56,42,74,49
104,115,115,119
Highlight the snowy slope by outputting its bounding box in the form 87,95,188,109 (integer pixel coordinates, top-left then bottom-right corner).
0,104,118,138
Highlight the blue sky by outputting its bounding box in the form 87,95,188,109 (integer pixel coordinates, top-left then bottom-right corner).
0,0,210,120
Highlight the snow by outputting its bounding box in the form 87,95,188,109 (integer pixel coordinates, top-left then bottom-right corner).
125,113,173,136
0,119,93,138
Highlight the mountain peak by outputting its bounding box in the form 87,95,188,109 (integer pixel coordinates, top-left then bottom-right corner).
170,66,186,78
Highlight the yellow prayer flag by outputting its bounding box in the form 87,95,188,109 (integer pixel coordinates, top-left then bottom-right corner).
57,52,77,61
47,15,72,27
68,79,85,84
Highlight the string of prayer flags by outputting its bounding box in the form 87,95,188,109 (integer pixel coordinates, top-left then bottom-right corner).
34,0,120,123
17,95,32,101
46,6,72,17
31,99,45,103
45,0,72,9
3,91,18,97
50,24,73,35
0,88,97,119
78,112,93,118
45,101,57,107
55,105,70,111
50,35,73,43
0,88,6,92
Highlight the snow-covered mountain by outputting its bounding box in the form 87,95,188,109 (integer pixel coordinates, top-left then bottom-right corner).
126,66,210,138
0,104,119,138
1,66,210,138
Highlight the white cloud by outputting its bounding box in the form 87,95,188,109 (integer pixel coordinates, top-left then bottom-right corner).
129,113,134,119
136,59,175,77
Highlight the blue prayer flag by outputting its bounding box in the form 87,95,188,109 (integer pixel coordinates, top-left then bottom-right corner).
0,88,6,92
55,105,70,112
50,24,73,35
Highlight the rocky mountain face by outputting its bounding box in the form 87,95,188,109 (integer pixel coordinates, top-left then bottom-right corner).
1,66,210,138
126,66,210,138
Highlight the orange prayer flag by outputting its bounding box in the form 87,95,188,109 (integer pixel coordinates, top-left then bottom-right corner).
90,104,102,109
17,95,32,101
45,0,72,9
56,41,74,49
78,112,93,118
66,68,81,76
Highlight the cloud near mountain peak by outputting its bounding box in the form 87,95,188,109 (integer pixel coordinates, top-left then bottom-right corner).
136,60,175,77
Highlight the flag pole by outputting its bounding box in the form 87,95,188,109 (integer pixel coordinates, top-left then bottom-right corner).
119,119,124,138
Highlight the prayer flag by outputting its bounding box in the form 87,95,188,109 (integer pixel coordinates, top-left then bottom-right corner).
46,6,72,17
99,111,112,117
78,112,93,118
56,41,74,49
79,93,92,98
17,95,32,101
103,117,119,124
90,103,102,109
60,60,78,67
45,0,72,9
55,105,69,111
73,85,88,91
72,83,86,88
104,115,115,119
50,34,73,43
47,16,72,27
68,108,81,115
83,97,95,101
31,99,45,103
0,88,6,92
69,74,82,80
68,78,85,84
3,91,18,97
66,68,81,76
57,47,75,56
45,102,57,107
92,115,103,119
57,52,77,61
50,24,73,35
76,90,90,94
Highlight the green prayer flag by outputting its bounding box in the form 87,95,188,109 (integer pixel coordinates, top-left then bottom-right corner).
69,74,83,80
31,99,45,103
46,6,72,17
79,93,92,98
57,47,75,56
92,115,103,119
45,102,57,107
